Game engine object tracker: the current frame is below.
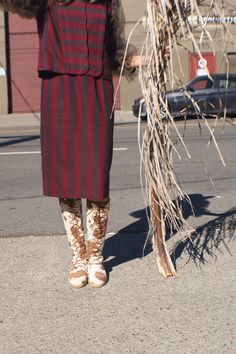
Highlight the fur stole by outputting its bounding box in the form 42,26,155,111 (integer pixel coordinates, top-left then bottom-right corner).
0,0,49,18
0,0,104,18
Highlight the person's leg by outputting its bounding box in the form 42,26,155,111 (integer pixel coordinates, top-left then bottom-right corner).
59,198,87,288
86,198,110,287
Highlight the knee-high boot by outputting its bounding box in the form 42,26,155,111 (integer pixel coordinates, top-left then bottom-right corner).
86,199,110,288
59,198,88,289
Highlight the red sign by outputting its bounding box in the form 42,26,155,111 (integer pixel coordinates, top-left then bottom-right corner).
189,52,216,80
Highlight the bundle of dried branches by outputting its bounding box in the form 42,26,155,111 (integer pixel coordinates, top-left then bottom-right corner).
139,0,235,277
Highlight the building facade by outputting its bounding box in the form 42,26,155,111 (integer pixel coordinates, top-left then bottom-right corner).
0,0,236,114
0,11,8,114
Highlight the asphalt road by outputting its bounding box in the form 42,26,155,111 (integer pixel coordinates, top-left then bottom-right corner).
0,119,235,353
0,120,235,236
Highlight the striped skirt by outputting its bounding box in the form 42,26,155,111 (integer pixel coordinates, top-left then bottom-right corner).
40,73,114,199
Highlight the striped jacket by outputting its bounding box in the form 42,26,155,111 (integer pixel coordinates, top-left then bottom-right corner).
37,0,113,80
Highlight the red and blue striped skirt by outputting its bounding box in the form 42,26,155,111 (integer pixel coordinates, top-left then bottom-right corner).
40,73,114,199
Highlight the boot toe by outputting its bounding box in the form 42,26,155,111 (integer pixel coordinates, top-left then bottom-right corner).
88,264,107,288
69,270,88,289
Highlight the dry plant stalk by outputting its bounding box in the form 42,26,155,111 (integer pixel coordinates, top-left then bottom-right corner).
139,0,235,277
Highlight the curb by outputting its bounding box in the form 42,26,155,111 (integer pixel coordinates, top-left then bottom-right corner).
0,110,137,129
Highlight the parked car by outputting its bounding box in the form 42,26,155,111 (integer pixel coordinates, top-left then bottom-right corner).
132,73,236,120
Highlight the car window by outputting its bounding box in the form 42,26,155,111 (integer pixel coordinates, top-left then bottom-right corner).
229,77,236,88
219,79,229,89
191,78,213,90
218,77,236,89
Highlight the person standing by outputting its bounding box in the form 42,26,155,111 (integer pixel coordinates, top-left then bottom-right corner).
0,0,137,288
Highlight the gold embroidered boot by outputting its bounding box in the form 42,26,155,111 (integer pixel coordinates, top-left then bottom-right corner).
59,198,88,289
86,199,110,288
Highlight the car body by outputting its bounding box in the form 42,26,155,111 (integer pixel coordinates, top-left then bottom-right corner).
132,73,236,120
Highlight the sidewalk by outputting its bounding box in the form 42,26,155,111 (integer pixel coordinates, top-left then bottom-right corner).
0,230,235,354
0,110,137,129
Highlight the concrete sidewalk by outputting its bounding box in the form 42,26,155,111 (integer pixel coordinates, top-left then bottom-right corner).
0,110,137,129
0,230,235,354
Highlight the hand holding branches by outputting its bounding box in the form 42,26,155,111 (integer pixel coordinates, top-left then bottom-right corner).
126,45,170,69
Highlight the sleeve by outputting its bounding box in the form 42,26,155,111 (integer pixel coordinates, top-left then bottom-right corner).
106,0,138,81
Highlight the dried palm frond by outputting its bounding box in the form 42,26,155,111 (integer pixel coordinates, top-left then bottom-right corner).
139,0,236,277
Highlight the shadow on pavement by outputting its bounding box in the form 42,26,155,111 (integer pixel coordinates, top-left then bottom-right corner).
172,207,236,268
0,135,40,148
104,194,235,274
171,194,236,268
181,193,223,219
103,208,151,273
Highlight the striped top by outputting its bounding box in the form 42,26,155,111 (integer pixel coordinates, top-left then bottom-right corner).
37,0,113,80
